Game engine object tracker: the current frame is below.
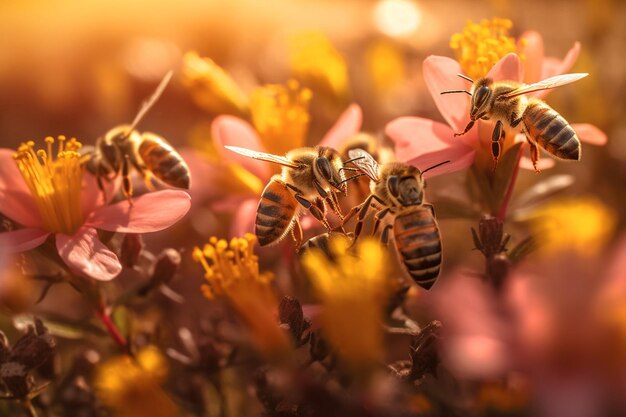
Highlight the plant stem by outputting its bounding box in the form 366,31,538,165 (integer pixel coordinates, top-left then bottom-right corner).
496,146,523,221
21,399,38,417
95,308,128,350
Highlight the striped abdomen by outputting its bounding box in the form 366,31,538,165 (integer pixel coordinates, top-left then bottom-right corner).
256,178,298,246
523,101,580,160
138,133,191,189
393,207,442,290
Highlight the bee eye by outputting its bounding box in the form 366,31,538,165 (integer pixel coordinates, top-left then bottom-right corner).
475,86,490,107
388,175,399,197
316,157,332,180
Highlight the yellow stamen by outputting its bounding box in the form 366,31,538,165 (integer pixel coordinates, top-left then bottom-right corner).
526,197,616,257
181,51,250,117
250,80,312,154
193,234,291,359
13,136,84,235
301,235,393,374
288,31,350,102
450,18,524,80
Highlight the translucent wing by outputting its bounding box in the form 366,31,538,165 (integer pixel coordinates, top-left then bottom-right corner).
347,148,379,182
224,146,299,168
502,73,588,99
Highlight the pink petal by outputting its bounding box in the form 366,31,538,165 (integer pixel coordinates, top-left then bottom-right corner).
423,56,470,133
542,42,581,80
0,228,50,253
319,104,363,148
487,53,524,82
212,116,270,181
571,123,607,146
386,117,476,178
179,148,224,202
229,198,258,238
519,31,545,83
0,189,42,228
56,227,121,281
80,172,115,218
519,156,555,171
0,149,30,195
86,190,191,233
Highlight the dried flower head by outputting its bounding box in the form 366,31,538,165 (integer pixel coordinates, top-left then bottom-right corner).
13,136,84,235
193,234,291,359
301,235,392,374
450,17,523,80
250,80,312,154
181,51,250,117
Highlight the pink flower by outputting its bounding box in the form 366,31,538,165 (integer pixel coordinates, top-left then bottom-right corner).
386,49,606,175
0,142,191,281
186,104,362,238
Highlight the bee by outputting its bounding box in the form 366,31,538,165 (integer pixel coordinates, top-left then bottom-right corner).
88,71,190,201
343,149,448,289
224,146,359,248
441,72,588,171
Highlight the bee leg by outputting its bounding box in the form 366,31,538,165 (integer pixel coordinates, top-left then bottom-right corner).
423,203,436,217
290,190,331,230
528,140,541,173
122,154,134,205
354,194,386,239
342,203,363,227
372,208,393,235
491,120,504,171
380,224,394,245
291,219,303,250
328,190,344,220
454,120,475,137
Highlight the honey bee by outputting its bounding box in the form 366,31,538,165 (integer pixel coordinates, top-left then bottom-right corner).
442,73,588,171
88,71,190,201
343,149,448,289
225,146,360,247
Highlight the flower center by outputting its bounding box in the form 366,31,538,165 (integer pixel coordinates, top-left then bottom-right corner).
450,18,522,80
13,136,84,235
250,80,312,154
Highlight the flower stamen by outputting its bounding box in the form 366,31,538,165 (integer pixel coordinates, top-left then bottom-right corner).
13,136,84,235
450,18,523,80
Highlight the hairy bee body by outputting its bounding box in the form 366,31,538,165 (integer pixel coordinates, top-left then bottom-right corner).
256,178,300,246
137,132,191,189
444,73,587,170
393,207,442,290
225,145,349,248
345,155,444,290
522,99,580,160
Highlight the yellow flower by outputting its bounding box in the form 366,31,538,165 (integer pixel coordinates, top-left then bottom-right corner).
288,31,350,103
13,136,84,234
193,234,292,360
301,236,392,375
249,80,312,154
449,18,523,80
181,51,250,117
528,197,616,257
364,40,406,96
96,346,179,417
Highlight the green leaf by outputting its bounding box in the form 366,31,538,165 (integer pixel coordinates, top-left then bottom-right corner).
12,314,106,339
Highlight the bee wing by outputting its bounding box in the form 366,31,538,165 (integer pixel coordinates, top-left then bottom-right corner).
224,146,300,168
502,73,588,98
347,148,379,181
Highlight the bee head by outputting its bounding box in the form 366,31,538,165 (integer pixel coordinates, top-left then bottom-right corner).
470,78,493,120
315,147,347,195
385,164,424,207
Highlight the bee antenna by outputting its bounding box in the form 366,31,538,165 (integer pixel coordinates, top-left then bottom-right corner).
440,90,472,96
422,160,451,174
338,173,366,184
339,167,360,173
457,73,474,83
124,70,174,138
